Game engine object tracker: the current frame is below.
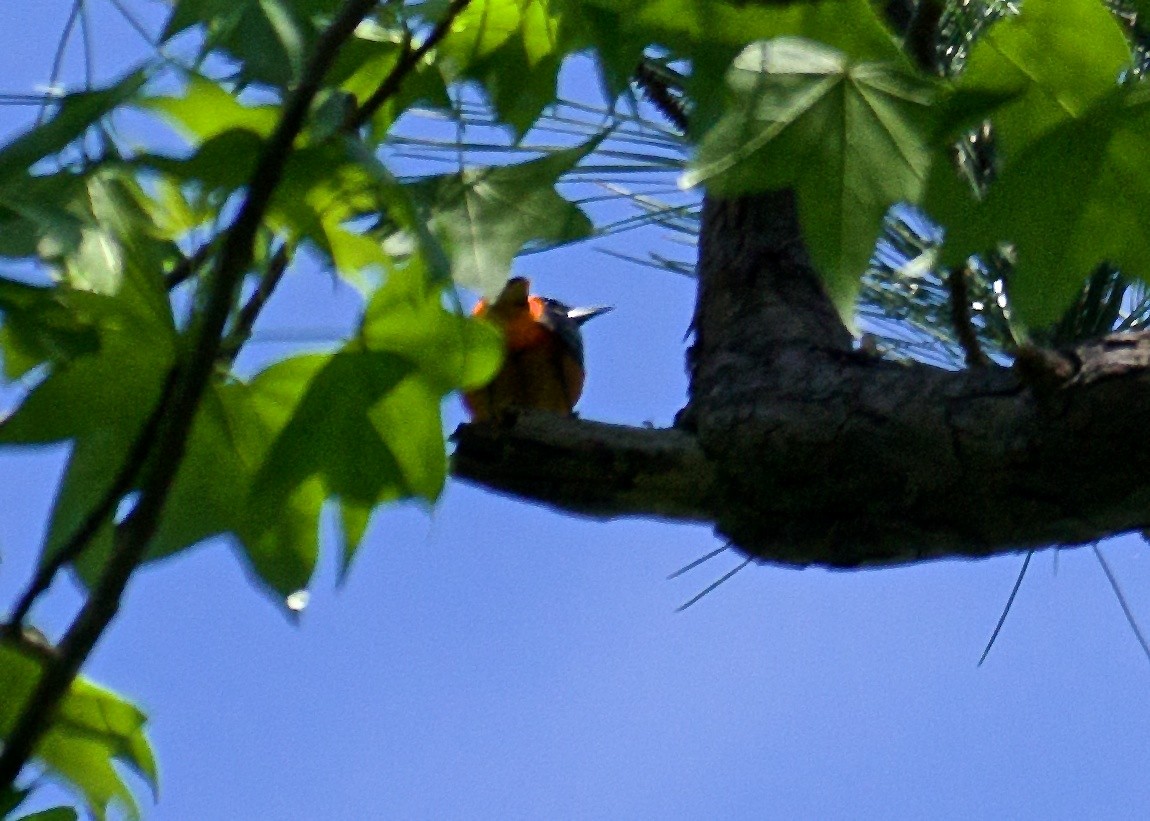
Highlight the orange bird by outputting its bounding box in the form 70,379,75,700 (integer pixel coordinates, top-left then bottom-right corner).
464,277,611,421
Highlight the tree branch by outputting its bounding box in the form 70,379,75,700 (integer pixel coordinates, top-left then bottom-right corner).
453,191,1150,569
454,332,1150,566
343,0,471,133
217,242,292,362
1,368,179,638
164,238,217,290
0,0,383,790
453,411,716,522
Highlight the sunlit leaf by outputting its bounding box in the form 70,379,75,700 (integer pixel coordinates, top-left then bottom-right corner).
688,38,938,316
360,261,504,392
162,0,345,87
953,0,1129,156
412,141,598,296
580,0,901,131
440,0,577,135
0,636,157,821
937,87,1150,327
0,73,146,185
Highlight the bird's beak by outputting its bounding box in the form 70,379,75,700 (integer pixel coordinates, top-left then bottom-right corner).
567,305,613,325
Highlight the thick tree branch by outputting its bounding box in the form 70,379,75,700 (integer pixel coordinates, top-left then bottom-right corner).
454,191,1150,569
453,411,716,522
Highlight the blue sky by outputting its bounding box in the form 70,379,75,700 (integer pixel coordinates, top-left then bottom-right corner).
3,2,1150,819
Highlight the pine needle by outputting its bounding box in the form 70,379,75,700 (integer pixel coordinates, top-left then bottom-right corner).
676,557,753,612
667,545,728,580
978,550,1033,666
1092,543,1150,665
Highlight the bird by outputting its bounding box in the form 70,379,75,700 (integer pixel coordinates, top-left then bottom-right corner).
463,277,611,421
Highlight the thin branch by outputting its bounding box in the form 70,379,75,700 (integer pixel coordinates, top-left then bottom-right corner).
1092,543,1150,665
78,0,94,91
1,368,179,638
164,238,217,290
39,0,84,123
0,0,383,790
978,550,1032,666
217,243,292,361
105,0,159,47
343,0,472,132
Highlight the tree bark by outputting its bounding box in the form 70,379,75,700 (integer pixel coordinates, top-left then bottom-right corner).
452,191,1150,568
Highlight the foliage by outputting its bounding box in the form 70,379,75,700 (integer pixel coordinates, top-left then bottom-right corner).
0,633,156,820
3,0,1150,814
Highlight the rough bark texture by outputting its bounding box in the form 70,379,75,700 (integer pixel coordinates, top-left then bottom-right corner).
452,191,1150,568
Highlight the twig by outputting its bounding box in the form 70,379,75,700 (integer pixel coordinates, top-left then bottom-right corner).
164,239,217,290
78,0,94,92
0,0,383,790
978,550,1032,666
217,243,292,361
1092,543,1150,664
343,0,472,133
39,0,84,123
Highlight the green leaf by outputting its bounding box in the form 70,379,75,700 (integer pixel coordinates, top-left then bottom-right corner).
246,260,503,578
0,72,146,186
215,355,330,598
361,262,505,392
954,0,1130,156
580,0,901,131
162,0,343,87
688,38,938,316
0,168,180,331
0,314,175,581
412,142,597,296
1,785,31,817
13,808,80,821
934,87,1150,328
0,279,100,380
145,385,251,564
439,0,579,135
0,636,157,821
325,22,450,138
248,350,419,560
141,75,279,143
141,129,265,196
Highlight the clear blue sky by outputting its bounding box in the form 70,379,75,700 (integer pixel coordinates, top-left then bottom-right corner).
3,3,1150,819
